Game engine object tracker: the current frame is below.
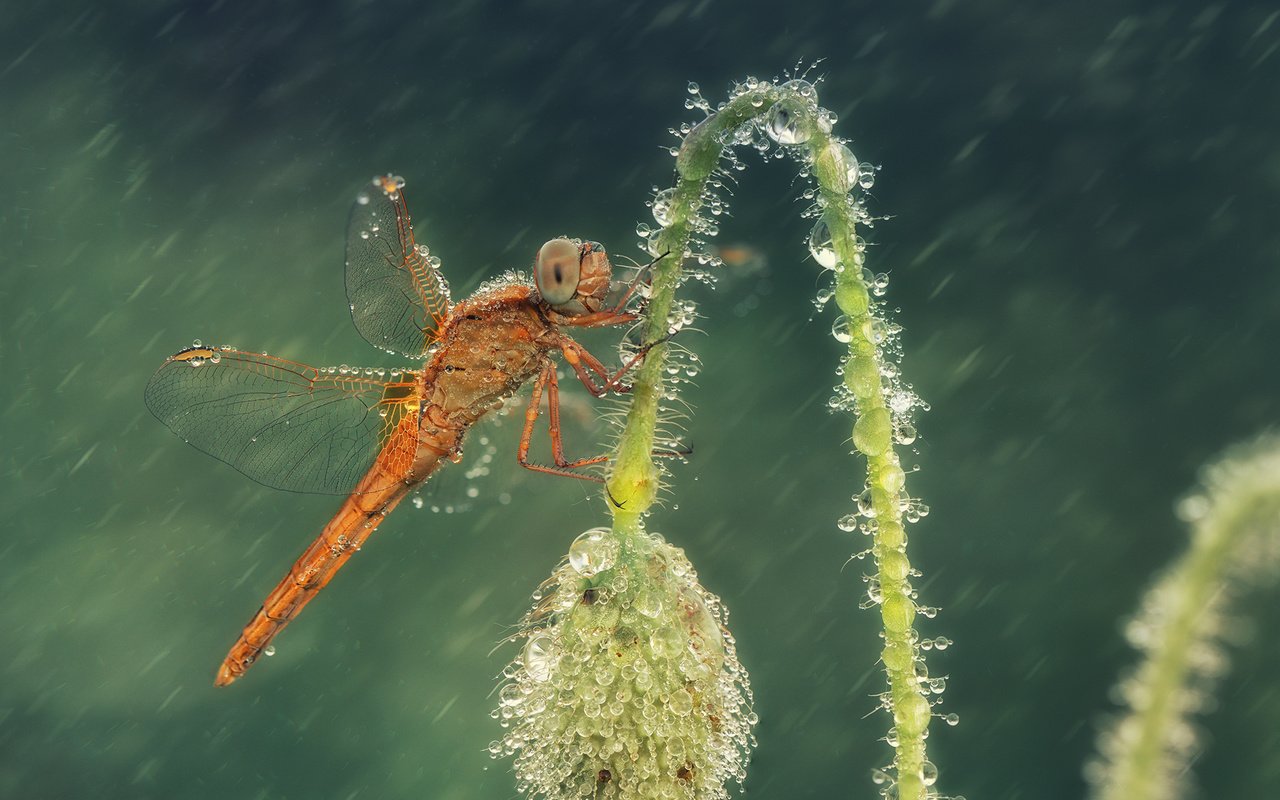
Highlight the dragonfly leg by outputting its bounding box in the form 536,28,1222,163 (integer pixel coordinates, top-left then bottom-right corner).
517,362,609,482
558,332,674,397
606,251,666,313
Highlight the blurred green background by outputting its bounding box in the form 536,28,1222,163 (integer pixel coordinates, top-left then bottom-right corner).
3,1,1279,798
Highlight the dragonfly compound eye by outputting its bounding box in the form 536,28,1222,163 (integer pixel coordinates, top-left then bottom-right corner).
534,238,582,306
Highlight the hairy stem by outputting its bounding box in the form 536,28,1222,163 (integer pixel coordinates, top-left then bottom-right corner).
606,77,942,800
1090,433,1280,800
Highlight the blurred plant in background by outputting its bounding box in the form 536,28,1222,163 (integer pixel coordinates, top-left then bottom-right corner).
1089,433,1280,800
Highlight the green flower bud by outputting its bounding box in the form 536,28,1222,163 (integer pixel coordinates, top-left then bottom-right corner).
494,528,755,800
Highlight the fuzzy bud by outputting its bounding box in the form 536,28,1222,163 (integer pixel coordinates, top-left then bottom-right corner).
493,527,755,800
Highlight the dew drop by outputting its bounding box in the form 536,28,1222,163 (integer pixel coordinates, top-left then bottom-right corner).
668,689,694,716
781,78,817,103
649,626,683,657
523,634,555,682
263,645,276,657
636,590,663,618
858,163,877,190
856,488,877,517
831,315,853,344
809,218,837,269
568,528,614,577
765,104,811,145
652,188,677,227
921,760,939,786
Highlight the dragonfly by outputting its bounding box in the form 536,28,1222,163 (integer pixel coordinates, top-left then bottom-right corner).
146,174,658,687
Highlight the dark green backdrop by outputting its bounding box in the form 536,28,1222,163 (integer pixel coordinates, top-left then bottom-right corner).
3,2,1278,798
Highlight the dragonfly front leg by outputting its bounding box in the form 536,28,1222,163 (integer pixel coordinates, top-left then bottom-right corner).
557,333,672,397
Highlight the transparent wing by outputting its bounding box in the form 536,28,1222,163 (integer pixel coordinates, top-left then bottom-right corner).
144,347,421,494
346,175,452,357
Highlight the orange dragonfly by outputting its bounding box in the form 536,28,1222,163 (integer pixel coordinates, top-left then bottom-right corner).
146,175,654,687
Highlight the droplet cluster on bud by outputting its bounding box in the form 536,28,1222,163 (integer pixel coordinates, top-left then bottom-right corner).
493,527,755,800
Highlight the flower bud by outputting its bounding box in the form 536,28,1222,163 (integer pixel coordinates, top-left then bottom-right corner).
493,527,755,799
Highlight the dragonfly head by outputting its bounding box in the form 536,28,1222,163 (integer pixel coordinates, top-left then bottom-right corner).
533,238,612,316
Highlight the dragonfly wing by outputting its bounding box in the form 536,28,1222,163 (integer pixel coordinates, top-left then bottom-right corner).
144,347,422,494
345,175,452,358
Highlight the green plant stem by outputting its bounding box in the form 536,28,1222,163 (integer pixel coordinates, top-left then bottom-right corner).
1092,434,1280,800
605,81,939,800
606,90,784,530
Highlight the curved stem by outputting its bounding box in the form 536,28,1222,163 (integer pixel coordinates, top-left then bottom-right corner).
605,78,941,800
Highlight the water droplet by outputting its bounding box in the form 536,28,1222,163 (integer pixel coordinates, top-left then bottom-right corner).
652,188,677,226
821,141,860,193
858,163,877,190
649,626,683,657
837,513,859,532
866,578,884,604
944,712,960,726
856,488,877,517
668,689,694,716
765,104,810,145
263,645,276,657
523,634,555,682
921,760,939,786
809,218,837,269
686,81,700,95
568,528,614,577
831,315,853,343
781,78,817,103
636,590,663,618
880,463,906,493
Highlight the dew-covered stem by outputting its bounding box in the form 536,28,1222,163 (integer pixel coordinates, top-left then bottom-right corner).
1089,433,1280,800
606,76,944,800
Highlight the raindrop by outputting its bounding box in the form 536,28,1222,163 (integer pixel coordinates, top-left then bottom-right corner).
649,626,683,657
921,760,938,786
636,591,663,618
858,163,877,190
568,528,614,577
781,78,818,103
856,488,877,517
831,315,853,344
823,141,860,193
808,218,837,269
652,188,677,227
765,104,810,145
523,634,555,682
